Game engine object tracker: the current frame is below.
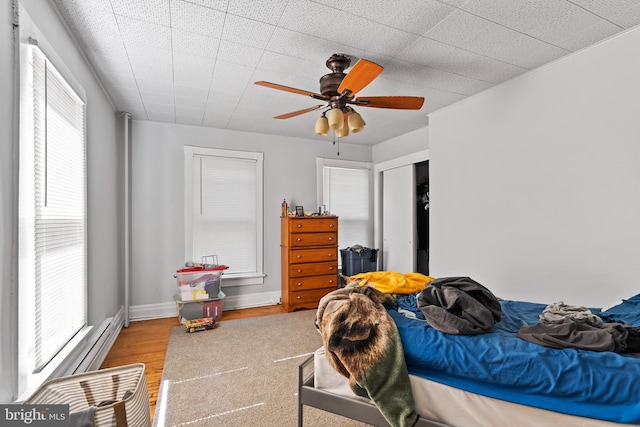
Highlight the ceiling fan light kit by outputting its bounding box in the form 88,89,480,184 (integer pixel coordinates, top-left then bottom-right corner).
348,111,365,133
327,108,344,130
336,119,349,138
255,53,425,139
314,115,329,136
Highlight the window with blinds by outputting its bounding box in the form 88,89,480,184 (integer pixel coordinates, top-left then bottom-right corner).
184,147,264,285
19,45,87,374
319,159,373,252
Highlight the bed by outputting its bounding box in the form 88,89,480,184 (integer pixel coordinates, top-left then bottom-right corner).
298,281,640,427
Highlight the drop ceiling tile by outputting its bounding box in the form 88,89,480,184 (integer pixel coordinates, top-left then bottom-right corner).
417,67,494,96
175,105,205,117
227,0,289,24
140,91,175,105
461,0,604,45
170,0,226,38
136,78,175,95
182,0,229,12
110,0,170,26
570,0,639,20
335,0,456,35
609,4,640,28
216,40,264,67
174,85,210,100
173,52,215,86
555,20,623,51
116,15,172,52
53,0,114,14
171,29,220,59
424,9,493,46
175,96,208,109
265,28,326,60
145,102,175,114
221,14,276,49
176,114,205,126
512,43,569,69
256,51,319,79
278,0,351,39
147,111,176,122
464,23,562,66
437,0,469,7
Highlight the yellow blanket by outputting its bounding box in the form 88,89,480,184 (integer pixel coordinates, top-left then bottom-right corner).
349,271,434,294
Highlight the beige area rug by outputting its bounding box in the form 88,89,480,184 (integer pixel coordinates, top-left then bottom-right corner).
153,309,371,427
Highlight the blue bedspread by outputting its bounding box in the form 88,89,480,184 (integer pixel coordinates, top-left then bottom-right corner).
390,294,640,424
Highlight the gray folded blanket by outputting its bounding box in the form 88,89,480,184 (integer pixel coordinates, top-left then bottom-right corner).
417,276,501,335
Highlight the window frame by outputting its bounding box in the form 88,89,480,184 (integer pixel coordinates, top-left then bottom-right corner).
316,158,374,253
18,39,89,399
184,146,264,286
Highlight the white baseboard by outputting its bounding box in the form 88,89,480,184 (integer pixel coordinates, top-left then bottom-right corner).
128,291,282,322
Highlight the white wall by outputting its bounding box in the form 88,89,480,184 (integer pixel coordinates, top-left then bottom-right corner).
130,120,372,312
1,0,121,402
429,26,640,307
373,126,428,164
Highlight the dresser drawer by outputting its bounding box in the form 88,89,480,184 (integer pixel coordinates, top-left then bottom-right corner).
288,218,337,233
289,287,335,307
289,261,338,277
289,275,337,291
290,247,337,264
289,232,337,247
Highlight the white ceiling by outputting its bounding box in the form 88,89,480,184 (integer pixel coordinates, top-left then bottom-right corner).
51,0,640,145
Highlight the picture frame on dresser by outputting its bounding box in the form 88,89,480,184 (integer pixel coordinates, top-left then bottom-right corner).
295,206,305,216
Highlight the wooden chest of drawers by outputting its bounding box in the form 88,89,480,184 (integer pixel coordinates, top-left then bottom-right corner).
281,216,338,312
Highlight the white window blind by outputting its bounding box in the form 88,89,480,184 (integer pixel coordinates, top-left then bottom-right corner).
20,45,87,373
184,147,264,284
319,160,372,251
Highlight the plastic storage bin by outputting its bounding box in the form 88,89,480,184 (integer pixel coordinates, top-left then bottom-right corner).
175,291,226,323
26,363,150,427
340,248,379,276
175,265,228,300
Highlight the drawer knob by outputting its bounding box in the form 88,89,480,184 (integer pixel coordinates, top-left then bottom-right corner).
297,269,302,273
297,238,302,241
329,280,333,283
329,266,334,270
297,224,302,228
297,296,302,300
297,282,302,286
329,224,334,228
297,255,302,259
328,237,333,241
328,253,332,257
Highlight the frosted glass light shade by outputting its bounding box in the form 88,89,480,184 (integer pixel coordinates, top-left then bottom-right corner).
327,108,344,130
315,115,329,135
335,118,349,137
348,112,365,133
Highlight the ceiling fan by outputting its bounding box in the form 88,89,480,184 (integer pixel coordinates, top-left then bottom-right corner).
255,53,425,138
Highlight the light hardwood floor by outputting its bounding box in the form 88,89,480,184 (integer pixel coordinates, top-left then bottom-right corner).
100,305,287,423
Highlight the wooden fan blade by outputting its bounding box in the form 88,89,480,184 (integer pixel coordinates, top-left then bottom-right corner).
337,59,384,96
274,105,325,119
355,96,425,110
255,81,327,100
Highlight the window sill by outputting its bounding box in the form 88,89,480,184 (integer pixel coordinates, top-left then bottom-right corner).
221,273,265,286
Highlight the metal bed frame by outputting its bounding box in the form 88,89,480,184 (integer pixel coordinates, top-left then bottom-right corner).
297,355,450,427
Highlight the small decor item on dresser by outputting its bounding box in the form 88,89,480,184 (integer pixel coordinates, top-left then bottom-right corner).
295,205,305,216
184,317,215,333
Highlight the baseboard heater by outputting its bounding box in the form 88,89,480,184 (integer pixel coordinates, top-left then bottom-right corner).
60,306,125,376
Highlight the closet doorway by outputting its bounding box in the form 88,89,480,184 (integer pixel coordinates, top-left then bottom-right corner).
416,161,429,275
374,150,429,274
